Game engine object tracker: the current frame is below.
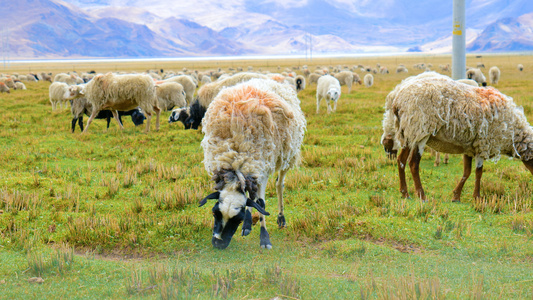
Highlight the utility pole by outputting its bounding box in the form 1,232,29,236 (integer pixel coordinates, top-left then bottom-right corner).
452,0,466,80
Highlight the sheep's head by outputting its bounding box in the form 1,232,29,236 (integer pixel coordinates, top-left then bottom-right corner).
65,84,85,100
131,109,146,126
327,88,340,102
199,170,269,250
168,107,189,127
381,134,397,159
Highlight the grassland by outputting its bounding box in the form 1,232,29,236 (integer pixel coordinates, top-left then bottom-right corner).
1,54,533,299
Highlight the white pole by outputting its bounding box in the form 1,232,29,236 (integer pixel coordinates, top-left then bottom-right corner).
452,0,466,80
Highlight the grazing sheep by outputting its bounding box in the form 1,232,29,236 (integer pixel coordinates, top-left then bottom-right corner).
70,97,145,133
396,66,408,73
489,66,501,85
14,82,26,90
518,64,524,71
40,72,52,82
308,73,322,85
353,72,362,85
466,68,487,86
200,75,212,85
316,75,341,114
295,75,306,92
0,82,9,93
164,75,196,104
364,74,374,87
439,64,450,72
334,71,355,93
199,78,306,249
168,106,190,126
380,67,389,74
0,77,15,89
155,82,187,111
477,63,485,68
53,73,78,85
69,73,160,133
177,72,267,130
49,82,71,110
381,73,533,201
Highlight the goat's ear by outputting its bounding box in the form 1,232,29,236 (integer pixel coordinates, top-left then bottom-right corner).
246,198,269,216
199,192,220,207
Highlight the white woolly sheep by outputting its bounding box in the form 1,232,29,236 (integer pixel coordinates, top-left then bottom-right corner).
14,82,26,90
199,78,306,249
0,77,15,89
164,75,196,104
53,73,78,85
364,74,374,87
489,66,500,85
334,71,355,93
381,72,533,201
155,82,187,111
295,75,306,92
0,82,9,93
68,73,160,133
380,67,389,74
466,68,487,86
316,75,341,114
49,82,71,110
200,75,212,85
518,64,524,71
396,66,408,73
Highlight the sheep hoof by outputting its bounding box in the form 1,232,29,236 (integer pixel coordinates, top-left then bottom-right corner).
451,198,461,203
242,210,252,236
260,227,272,249
277,214,286,228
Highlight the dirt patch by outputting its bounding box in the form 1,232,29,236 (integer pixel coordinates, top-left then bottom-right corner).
364,235,423,254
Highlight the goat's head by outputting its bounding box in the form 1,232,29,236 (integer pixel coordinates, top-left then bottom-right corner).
199,170,269,249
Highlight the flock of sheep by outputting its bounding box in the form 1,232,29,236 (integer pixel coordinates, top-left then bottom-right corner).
1,61,530,250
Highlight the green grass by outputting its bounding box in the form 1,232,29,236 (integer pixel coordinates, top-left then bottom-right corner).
1,54,533,299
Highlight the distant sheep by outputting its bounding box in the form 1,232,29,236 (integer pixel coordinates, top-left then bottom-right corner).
295,75,306,92
49,82,71,110
155,82,187,111
40,73,52,82
70,97,145,132
380,67,389,74
14,82,26,90
199,78,306,249
200,75,212,85
53,73,78,85
518,64,524,71
0,82,9,93
164,75,196,104
364,74,374,87
466,68,487,86
382,72,533,201
308,73,321,85
68,73,160,133
396,66,408,73
334,71,355,93
316,75,341,114
489,66,501,85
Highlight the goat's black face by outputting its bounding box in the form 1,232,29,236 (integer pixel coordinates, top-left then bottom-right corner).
211,202,245,249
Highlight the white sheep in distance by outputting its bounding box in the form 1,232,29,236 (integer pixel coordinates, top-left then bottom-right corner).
364,74,374,87
295,75,306,92
0,82,9,93
518,64,524,71
334,71,355,93
396,66,408,73
489,66,501,85
14,82,27,90
308,73,322,85
49,82,71,110
53,73,78,85
466,68,487,86
381,72,533,201
163,75,196,104
316,75,341,114
155,82,187,111
199,78,306,249
70,73,160,133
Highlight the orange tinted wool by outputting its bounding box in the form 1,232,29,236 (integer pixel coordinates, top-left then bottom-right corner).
476,87,507,108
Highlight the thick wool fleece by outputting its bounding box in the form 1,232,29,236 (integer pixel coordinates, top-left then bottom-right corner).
201,79,306,185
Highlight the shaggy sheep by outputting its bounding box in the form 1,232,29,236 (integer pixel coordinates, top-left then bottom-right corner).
518,64,524,71
364,74,374,87
53,73,78,85
316,75,341,114
396,66,408,73
49,82,71,110
0,82,9,93
308,73,321,85
40,72,52,82
489,66,501,85
199,78,306,249
70,97,145,132
155,82,187,111
0,77,15,89
380,67,389,74
176,72,267,130
14,82,26,90
466,68,487,86
295,75,306,93
439,64,450,72
68,73,160,133
164,75,196,104
381,73,533,201
334,71,355,93
200,75,212,85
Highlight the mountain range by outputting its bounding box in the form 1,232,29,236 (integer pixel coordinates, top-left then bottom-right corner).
3,0,533,59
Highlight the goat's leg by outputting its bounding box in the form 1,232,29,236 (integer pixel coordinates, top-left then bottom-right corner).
397,147,410,198
409,149,427,200
111,110,124,130
258,177,272,249
276,169,288,228
83,109,100,133
451,155,472,202
473,158,484,199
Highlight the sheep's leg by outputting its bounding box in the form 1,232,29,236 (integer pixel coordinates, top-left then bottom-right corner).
144,112,152,133
111,110,124,130
397,147,410,199
83,109,100,133
333,100,337,112
71,118,78,133
473,158,484,199
433,151,440,167
78,116,84,132
443,154,449,164
522,160,533,175
409,150,427,200
327,100,332,114
451,155,472,202
258,177,272,249
241,207,253,236
154,106,161,131
316,95,321,114
276,170,288,228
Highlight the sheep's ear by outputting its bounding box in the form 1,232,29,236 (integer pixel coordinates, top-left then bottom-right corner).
246,198,269,216
199,192,220,207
